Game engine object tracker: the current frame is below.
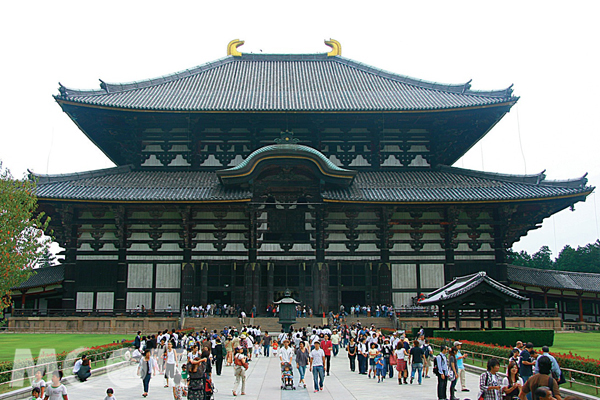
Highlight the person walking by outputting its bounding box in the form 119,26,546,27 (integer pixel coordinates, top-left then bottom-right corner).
357,337,368,375
435,345,449,400
331,330,340,357
262,331,272,357
214,337,224,376
448,346,459,400
409,339,424,385
395,341,409,384
164,341,177,388
138,350,156,398
321,334,333,376
346,337,357,372
309,341,326,393
232,347,247,396
296,341,310,389
225,336,234,366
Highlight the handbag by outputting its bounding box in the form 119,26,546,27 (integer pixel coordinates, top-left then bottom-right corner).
389,352,397,366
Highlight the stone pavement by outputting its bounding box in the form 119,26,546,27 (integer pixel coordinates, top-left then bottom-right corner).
38,351,482,400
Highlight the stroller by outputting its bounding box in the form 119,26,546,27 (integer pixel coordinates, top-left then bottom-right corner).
280,362,295,390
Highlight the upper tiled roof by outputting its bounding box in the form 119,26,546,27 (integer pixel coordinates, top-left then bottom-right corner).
55,54,517,112
322,166,591,203
420,271,527,305
32,165,591,203
507,265,600,294
12,265,64,290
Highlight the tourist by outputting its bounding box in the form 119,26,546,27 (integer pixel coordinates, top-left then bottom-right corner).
502,360,523,400
32,369,46,398
395,341,408,384
519,356,562,400
279,339,294,369
262,331,272,357
331,330,340,357
519,343,535,386
423,339,433,378
478,358,502,400
30,387,41,400
76,355,91,382
309,341,326,393
232,346,247,396
375,352,385,382
346,337,357,372
138,350,156,398
409,339,424,385
296,341,310,389
164,341,177,387
435,345,449,400
156,338,167,373
532,387,557,400
214,337,224,375
534,346,562,379
368,342,379,379
225,336,234,366
448,346,459,400
381,338,394,379
45,371,68,400
321,334,333,376
454,341,469,392
103,388,115,400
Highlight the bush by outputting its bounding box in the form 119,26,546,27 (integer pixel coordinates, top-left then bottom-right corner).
432,329,554,347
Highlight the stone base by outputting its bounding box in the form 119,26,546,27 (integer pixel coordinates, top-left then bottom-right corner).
7,316,179,334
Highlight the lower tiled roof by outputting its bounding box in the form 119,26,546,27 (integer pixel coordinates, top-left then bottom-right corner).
507,265,600,293
12,265,64,290
33,165,591,203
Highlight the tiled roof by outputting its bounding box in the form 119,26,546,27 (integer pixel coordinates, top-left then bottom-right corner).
33,166,251,202
32,165,591,203
322,166,591,203
420,271,527,305
508,265,600,294
55,54,517,112
12,265,64,290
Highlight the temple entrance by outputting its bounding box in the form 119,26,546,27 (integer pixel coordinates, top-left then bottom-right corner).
341,291,365,308
207,290,232,305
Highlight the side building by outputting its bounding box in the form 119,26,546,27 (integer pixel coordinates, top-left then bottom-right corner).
25,41,592,315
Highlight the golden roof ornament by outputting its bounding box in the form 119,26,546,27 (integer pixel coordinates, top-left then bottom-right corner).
227,39,244,57
324,39,341,57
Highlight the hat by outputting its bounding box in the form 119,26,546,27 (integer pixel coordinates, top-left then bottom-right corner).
453,341,462,346
240,333,246,338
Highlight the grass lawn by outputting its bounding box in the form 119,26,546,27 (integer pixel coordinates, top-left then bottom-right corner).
552,331,600,360
0,334,130,362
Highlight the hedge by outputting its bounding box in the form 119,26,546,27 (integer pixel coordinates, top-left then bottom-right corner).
433,329,554,347
429,338,600,377
411,327,436,338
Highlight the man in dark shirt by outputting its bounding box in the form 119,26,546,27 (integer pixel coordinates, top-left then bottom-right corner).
409,340,425,385
519,356,561,400
519,342,535,385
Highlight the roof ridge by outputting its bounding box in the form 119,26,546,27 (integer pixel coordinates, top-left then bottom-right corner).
30,165,134,184
508,264,600,278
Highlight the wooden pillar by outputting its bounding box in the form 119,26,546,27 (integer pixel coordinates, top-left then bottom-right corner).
267,263,274,305
113,205,127,311
438,306,444,329
455,306,461,331
543,288,549,308
578,294,584,322
480,309,485,330
487,308,493,329
378,263,392,306
200,263,208,305
21,292,26,309
501,305,506,329
444,307,449,329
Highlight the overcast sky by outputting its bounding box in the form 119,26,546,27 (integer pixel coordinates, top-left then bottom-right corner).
1,1,599,258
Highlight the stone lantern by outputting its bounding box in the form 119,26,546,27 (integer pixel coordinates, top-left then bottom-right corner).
274,289,300,333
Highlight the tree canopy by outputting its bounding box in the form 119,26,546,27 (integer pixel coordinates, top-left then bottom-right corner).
0,162,51,310
508,240,600,274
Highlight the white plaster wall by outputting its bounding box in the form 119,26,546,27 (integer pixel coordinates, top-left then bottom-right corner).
420,264,445,288
96,292,114,310
76,292,94,310
128,264,153,288
392,264,417,289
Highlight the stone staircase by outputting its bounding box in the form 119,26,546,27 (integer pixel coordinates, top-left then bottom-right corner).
182,316,395,333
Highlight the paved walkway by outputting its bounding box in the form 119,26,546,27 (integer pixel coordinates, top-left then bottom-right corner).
52,353,480,399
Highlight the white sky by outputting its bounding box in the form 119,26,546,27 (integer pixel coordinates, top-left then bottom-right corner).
1,1,599,258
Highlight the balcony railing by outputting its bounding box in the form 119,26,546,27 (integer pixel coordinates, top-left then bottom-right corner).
394,307,559,318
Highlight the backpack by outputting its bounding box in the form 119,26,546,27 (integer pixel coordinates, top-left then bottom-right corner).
433,355,439,376
423,345,431,359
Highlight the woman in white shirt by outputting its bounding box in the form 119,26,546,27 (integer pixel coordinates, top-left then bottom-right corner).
164,341,177,387
394,342,408,385
501,360,523,400
138,350,156,398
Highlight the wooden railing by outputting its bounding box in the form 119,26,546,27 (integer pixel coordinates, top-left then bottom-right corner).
564,321,600,331
10,308,180,318
394,307,559,318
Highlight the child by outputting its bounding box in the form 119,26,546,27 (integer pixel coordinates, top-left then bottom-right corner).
45,371,68,400
375,353,385,383
32,369,46,398
253,342,261,359
272,341,279,356
103,388,115,400
30,387,41,400
282,363,293,386
180,363,188,388
172,374,187,400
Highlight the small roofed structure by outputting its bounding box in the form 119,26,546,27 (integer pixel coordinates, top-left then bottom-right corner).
420,271,527,330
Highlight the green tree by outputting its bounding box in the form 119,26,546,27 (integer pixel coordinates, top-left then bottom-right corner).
0,162,51,310
507,246,554,270
37,247,57,268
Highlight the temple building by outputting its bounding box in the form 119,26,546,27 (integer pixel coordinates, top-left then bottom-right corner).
26,40,592,315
